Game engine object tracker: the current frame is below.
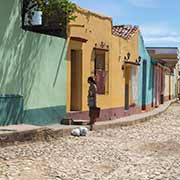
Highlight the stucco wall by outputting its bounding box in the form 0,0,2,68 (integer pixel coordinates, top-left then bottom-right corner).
0,0,66,125
164,71,177,100
171,75,175,98
111,32,139,108
67,7,139,112
138,34,154,107
67,8,113,111
174,68,178,97
164,74,170,98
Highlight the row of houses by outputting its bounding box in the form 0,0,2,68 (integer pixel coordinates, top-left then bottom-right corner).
67,7,179,122
0,1,179,126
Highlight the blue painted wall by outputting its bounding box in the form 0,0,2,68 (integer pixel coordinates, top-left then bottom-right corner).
138,34,154,107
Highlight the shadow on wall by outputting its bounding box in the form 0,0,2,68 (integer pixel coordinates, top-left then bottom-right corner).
0,0,66,125
0,0,43,95
0,0,23,94
0,0,44,124
53,41,66,87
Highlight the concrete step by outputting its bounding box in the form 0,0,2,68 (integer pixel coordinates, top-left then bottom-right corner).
61,118,89,125
72,119,89,125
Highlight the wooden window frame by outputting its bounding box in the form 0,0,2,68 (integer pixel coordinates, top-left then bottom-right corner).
93,49,109,95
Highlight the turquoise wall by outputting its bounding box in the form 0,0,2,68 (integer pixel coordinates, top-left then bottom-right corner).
0,0,66,125
138,34,154,107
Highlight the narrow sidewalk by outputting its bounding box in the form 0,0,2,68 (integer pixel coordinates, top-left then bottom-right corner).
0,99,176,146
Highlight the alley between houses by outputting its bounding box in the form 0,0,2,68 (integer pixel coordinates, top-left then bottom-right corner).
1,102,180,179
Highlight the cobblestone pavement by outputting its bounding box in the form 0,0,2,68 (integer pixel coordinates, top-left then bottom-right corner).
1,102,180,180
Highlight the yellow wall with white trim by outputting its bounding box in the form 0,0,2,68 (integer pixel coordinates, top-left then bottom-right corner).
67,7,139,112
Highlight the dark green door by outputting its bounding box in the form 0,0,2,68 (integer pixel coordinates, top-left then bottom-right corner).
142,60,147,110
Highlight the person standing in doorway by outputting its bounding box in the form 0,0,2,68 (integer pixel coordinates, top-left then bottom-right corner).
87,76,97,131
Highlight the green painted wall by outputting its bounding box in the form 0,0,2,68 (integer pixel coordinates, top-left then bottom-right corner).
0,0,66,125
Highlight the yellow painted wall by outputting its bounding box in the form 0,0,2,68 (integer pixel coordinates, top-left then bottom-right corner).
170,75,175,97
163,63,178,99
164,73,175,98
175,63,179,97
164,73,170,98
67,7,139,112
110,33,139,108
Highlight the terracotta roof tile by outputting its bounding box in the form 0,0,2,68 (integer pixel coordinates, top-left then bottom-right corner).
112,25,139,40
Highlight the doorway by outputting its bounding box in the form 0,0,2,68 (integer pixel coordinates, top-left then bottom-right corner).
169,75,171,100
70,49,82,111
142,60,147,110
124,67,130,110
125,84,129,110
151,64,155,107
155,66,161,107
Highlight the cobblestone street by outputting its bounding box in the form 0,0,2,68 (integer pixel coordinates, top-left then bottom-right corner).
1,102,180,180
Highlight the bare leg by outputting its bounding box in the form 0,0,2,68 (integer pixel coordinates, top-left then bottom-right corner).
90,117,96,131
90,124,93,131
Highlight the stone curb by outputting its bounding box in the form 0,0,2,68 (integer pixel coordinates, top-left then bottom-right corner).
0,100,176,147
0,127,77,147
93,99,176,131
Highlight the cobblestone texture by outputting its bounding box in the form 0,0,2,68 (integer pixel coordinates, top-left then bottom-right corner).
1,102,180,180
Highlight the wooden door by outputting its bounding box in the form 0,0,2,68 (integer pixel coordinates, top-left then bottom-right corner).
125,67,130,110
169,75,171,100
142,60,147,110
70,50,82,111
125,84,129,110
151,65,155,107
155,66,158,107
155,66,161,107
160,68,164,104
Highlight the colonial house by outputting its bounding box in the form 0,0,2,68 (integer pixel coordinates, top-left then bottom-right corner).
138,34,155,112
67,7,141,121
147,47,179,107
1,2,179,126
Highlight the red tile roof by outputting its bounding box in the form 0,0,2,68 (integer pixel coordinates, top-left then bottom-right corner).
112,25,139,40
